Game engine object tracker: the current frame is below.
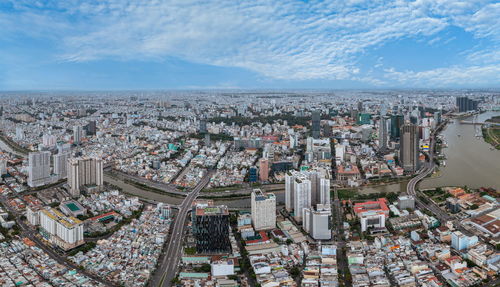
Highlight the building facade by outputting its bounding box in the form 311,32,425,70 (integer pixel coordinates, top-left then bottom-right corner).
251,189,276,231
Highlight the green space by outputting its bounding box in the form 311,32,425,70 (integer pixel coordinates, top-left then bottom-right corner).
423,187,451,203
67,242,96,256
482,127,500,150
335,189,399,202
202,184,242,193
0,133,30,155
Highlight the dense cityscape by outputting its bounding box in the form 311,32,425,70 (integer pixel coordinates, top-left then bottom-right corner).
0,90,498,287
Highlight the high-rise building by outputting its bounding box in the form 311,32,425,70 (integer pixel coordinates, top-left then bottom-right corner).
259,158,269,182
192,203,231,254
248,166,258,183
285,170,330,214
293,175,311,222
390,115,404,139
37,207,84,250
28,151,51,187
379,116,388,151
251,189,276,231
73,125,83,145
399,123,420,172
456,96,479,113
67,157,103,197
57,143,71,155
199,118,207,134
311,110,321,139
85,120,97,136
53,153,69,179
303,204,332,240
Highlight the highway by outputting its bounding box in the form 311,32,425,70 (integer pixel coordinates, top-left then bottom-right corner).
151,170,214,287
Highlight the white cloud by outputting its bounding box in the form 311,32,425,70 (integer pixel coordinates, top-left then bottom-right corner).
2,0,500,86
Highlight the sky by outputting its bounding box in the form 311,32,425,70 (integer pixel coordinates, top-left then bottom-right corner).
0,0,499,90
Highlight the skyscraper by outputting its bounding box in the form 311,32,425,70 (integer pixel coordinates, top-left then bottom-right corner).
67,157,103,197
251,189,276,231
73,125,83,145
379,116,388,151
85,120,97,136
311,110,320,139
28,151,51,187
456,96,479,113
192,204,231,254
199,118,207,134
399,124,420,172
390,114,404,139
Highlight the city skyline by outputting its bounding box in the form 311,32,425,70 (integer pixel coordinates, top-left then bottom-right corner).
1,0,500,90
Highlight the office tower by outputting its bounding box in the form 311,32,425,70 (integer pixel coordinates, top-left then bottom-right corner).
251,189,276,231
357,113,371,125
0,159,7,175
248,166,258,183
192,204,231,254
434,111,442,125
311,110,321,139
399,124,420,172
199,118,207,134
73,125,83,145
379,116,388,151
85,120,97,136
37,207,84,250
293,175,311,222
319,177,330,205
28,151,51,187
53,153,69,179
350,109,359,123
390,115,404,139
67,157,103,197
259,158,269,182
303,204,332,240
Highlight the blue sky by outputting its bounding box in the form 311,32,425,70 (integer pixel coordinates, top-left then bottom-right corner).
0,0,499,90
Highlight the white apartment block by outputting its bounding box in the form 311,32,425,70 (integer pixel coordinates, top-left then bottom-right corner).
38,208,84,250
251,189,276,231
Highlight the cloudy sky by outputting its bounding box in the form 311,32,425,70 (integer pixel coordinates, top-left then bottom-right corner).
0,0,499,90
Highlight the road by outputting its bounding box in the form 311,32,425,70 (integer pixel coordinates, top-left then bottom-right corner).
150,170,214,287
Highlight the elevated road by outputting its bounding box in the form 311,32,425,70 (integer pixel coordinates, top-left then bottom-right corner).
150,170,214,287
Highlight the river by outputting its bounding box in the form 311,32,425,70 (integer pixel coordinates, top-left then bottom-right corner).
421,111,500,190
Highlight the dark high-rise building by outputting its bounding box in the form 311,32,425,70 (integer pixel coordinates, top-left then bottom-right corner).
399,123,420,172
311,110,321,139
456,96,479,113
85,120,97,136
249,167,258,182
357,101,363,112
199,118,207,134
390,115,404,139
192,204,231,254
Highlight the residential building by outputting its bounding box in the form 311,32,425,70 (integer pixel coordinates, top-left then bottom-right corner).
303,204,332,240
27,151,51,187
251,189,276,231
67,157,103,197
38,207,84,250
